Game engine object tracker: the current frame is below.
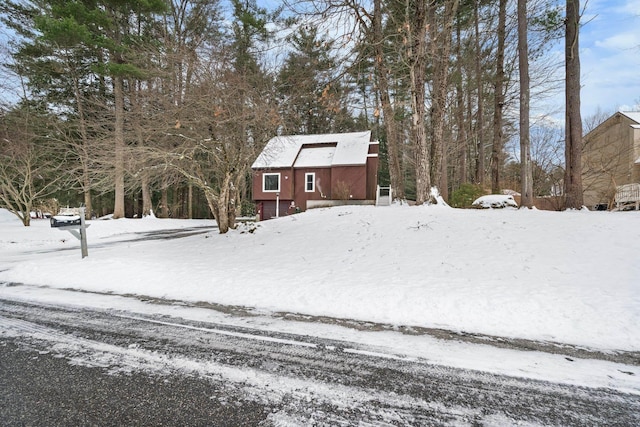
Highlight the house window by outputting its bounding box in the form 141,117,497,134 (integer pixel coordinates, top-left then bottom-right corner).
263,173,280,192
305,173,315,192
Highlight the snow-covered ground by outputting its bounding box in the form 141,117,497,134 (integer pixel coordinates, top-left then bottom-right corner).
1,204,639,393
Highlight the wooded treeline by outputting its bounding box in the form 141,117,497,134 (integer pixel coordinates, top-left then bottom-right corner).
0,0,580,230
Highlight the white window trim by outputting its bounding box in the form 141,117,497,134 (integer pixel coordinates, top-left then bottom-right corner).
263,173,281,192
305,172,315,192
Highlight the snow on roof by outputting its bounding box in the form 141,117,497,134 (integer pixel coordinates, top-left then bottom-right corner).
620,111,640,124
252,131,372,169
294,146,336,168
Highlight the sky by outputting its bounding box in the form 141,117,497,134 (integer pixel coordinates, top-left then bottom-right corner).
1,204,639,395
567,0,640,116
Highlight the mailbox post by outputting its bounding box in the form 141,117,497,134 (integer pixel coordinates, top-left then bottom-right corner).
79,208,88,258
50,207,89,258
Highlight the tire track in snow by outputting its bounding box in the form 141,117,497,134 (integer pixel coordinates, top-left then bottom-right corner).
0,313,477,425
1,299,639,426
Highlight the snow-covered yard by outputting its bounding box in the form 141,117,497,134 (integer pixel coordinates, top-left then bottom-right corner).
1,204,639,393
1,205,639,351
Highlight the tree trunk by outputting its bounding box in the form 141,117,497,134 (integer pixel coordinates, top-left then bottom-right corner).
131,79,153,217
206,172,236,234
83,175,92,219
21,208,31,227
71,74,93,220
141,172,153,216
491,0,507,194
429,0,459,202
161,186,169,218
373,0,404,200
518,0,534,207
564,0,584,209
409,0,431,204
113,75,126,219
474,0,485,186
455,23,468,186
188,182,193,219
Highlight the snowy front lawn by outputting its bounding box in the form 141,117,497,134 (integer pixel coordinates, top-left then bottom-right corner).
1,205,639,352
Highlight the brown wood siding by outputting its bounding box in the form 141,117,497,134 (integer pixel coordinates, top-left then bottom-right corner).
366,155,379,199
331,166,367,200
293,168,332,210
252,169,294,201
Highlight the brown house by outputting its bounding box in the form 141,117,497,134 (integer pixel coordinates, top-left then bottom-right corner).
252,131,379,220
582,111,640,209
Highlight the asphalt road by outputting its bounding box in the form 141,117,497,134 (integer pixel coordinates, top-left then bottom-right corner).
1,297,639,426
1,340,269,426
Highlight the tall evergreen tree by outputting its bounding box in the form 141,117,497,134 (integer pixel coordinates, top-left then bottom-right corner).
491,0,507,194
100,0,167,218
564,0,583,209
277,26,354,134
427,0,459,201
4,0,167,218
3,0,105,218
518,0,533,207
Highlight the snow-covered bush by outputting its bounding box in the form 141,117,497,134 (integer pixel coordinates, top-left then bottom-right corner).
471,194,518,209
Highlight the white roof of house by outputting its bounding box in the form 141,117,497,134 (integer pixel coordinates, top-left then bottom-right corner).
620,111,640,124
252,131,374,169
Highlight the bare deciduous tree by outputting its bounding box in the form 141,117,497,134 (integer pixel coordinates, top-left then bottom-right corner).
0,105,68,225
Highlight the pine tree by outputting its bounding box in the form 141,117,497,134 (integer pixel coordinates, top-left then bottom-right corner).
277,26,354,134
564,0,584,209
5,0,167,218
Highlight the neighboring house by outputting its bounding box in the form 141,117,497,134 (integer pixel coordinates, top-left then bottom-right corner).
582,111,640,209
252,131,379,220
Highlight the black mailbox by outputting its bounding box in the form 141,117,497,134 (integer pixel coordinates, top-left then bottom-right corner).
50,215,82,228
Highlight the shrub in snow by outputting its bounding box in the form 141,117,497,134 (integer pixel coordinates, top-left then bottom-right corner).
450,184,486,208
471,194,518,209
